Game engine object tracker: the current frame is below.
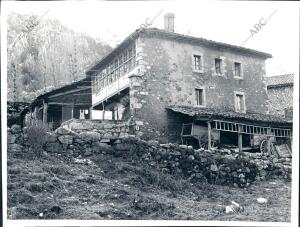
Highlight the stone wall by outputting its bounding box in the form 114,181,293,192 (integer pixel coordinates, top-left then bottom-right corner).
8,121,292,188
267,85,293,117
50,119,135,157
130,34,269,141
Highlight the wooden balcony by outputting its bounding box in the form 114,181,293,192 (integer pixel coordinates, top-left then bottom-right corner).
92,66,139,107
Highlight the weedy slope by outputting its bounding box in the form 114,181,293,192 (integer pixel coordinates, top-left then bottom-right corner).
7,150,291,221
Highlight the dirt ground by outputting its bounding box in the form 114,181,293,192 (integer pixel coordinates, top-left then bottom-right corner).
7,150,291,221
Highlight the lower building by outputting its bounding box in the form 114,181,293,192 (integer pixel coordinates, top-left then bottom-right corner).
21,78,92,130
267,74,294,118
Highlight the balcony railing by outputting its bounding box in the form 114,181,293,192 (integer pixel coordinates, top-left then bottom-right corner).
92,71,132,106
92,44,136,95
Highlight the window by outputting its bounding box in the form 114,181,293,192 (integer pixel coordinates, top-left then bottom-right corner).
193,55,202,71
235,92,246,113
234,62,242,78
215,58,222,74
195,88,205,106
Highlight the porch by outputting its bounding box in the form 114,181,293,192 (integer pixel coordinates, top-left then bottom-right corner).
21,78,92,130
167,106,293,153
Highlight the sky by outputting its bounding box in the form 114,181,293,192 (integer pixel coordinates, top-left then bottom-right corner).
2,0,299,77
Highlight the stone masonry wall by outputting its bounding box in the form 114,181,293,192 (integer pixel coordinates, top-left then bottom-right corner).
8,121,292,188
268,85,293,116
129,33,269,141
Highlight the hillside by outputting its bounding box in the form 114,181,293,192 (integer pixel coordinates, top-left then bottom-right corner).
7,150,292,221
7,126,291,221
7,12,112,102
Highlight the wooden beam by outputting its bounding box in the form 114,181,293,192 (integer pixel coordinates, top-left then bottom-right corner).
207,121,212,150
43,100,48,126
102,102,105,120
71,101,74,119
34,106,38,122
48,102,91,106
267,128,271,153
71,93,93,96
238,125,243,152
89,107,93,120
48,87,90,99
76,86,91,89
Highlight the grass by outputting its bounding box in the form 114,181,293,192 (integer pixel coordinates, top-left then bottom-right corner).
7,150,291,221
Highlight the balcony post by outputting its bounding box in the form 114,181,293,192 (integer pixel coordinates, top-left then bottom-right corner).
238,125,243,152
43,100,48,127
207,121,212,150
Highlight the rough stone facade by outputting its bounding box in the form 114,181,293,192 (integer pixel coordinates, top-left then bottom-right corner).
267,85,293,117
130,33,269,141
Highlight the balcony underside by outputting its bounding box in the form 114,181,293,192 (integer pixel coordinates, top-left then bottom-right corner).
93,87,129,110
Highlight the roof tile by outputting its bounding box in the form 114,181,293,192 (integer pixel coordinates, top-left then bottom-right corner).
167,105,292,125
267,74,294,87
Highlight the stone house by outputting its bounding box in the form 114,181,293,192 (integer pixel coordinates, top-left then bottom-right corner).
267,74,294,118
86,13,292,151
22,13,293,151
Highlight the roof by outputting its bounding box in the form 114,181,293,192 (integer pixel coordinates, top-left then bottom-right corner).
267,74,294,88
21,77,91,114
167,105,292,126
86,27,272,75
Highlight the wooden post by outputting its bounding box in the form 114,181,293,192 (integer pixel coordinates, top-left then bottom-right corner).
71,102,74,119
89,106,93,120
267,128,271,153
116,106,119,121
238,125,243,152
207,121,212,150
34,106,39,125
43,100,48,126
102,102,105,120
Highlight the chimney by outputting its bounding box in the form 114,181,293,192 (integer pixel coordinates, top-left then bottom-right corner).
164,13,175,32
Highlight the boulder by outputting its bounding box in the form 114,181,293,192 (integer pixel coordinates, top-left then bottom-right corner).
210,164,218,172
8,143,23,153
102,132,115,140
68,121,93,131
44,142,63,153
55,127,75,135
92,142,112,153
83,148,93,157
11,124,21,134
113,139,121,144
179,145,188,149
7,134,17,144
93,122,105,130
119,132,129,138
188,155,195,161
113,143,133,151
100,139,111,143
58,135,73,145
160,144,170,148
103,124,113,129
45,132,57,143
78,131,101,142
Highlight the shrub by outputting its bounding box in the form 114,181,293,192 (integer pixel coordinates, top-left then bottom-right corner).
24,123,49,157
7,113,21,127
142,165,190,192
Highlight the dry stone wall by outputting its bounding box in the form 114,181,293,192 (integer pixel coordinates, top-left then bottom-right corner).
8,120,292,188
